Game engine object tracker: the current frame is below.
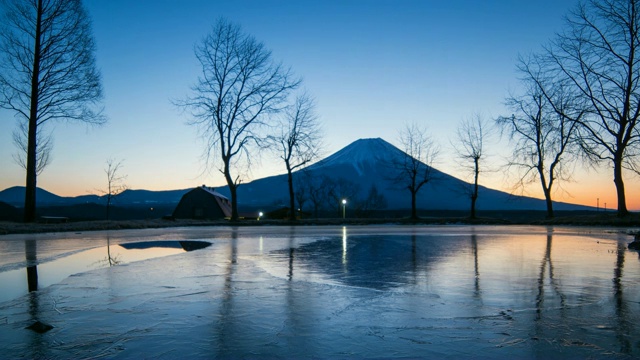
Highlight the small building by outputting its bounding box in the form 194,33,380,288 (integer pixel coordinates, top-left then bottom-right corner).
172,185,232,220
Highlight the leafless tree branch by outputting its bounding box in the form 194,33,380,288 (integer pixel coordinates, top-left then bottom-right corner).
176,18,300,221
387,123,439,220
0,0,105,222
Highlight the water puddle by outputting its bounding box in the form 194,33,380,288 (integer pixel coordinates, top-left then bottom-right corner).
0,240,211,303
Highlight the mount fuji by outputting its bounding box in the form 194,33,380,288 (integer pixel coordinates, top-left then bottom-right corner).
215,137,589,212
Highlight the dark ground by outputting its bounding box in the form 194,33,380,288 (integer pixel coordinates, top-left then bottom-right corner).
1,210,639,235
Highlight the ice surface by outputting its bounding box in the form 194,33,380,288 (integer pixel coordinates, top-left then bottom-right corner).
0,225,639,358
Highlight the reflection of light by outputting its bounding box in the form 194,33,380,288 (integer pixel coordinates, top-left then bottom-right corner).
342,199,347,219
342,226,347,265
259,236,264,254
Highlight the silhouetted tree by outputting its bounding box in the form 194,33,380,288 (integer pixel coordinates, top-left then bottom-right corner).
356,184,388,218
294,184,307,218
0,0,105,222
304,173,325,218
544,0,640,216
269,92,322,221
326,177,359,216
389,123,439,220
497,56,581,219
178,18,299,221
453,115,491,219
97,159,127,220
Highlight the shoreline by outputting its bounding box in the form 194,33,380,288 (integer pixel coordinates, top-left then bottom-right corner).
1,213,640,236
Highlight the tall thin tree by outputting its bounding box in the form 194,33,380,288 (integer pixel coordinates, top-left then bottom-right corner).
497,56,580,218
0,0,105,222
97,158,127,221
389,123,439,220
269,92,322,221
178,18,299,221
453,115,490,219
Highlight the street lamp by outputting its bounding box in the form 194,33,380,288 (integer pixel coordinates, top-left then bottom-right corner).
342,199,347,219
258,211,263,221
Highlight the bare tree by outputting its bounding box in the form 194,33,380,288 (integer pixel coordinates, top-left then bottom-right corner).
497,56,580,218
389,123,439,220
0,0,105,222
97,159,127,221
544,0,640,216
178,18,299,221
294,184,307,218
269,92,322,221
12,120,53,175
453,115,490,219
356,184,388,218
329,178,360,216
305,173,326,218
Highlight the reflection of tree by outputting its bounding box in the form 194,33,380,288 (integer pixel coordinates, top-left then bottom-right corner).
411,234,417,273
535,233,566,321
288,228,296,281
25,239,38,292
215,229,238,357
470,233,481,299
105,235,120,266
283,227,314,353
93,235,121,267
613,243,631,354
24,238,53,344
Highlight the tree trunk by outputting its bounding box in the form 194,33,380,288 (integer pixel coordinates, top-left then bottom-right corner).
286,162,296,221
24,0,44,223
543,188,554,219
470,195,477,219
410,190,418,220
537,163,554,219
106,193,112,221
229,184,239,221
470,157,479,219
613,155,628,217
223,158,240,221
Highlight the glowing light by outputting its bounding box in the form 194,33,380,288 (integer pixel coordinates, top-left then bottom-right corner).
342,199,347,219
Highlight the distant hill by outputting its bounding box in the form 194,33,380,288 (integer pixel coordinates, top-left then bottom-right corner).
0,187,189,208
0,186,68,206
0,138,592,215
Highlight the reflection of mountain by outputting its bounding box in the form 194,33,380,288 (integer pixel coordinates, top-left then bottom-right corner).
119,241,212,252
276,233,466,290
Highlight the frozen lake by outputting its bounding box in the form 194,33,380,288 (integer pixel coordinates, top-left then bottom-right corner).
1,225,639,358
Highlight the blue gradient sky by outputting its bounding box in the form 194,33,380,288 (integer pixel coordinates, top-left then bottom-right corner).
1,0,635,209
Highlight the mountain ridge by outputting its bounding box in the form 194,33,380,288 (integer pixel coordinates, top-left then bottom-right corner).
0,138,592,212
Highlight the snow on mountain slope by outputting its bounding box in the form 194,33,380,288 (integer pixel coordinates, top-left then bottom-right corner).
308,138,404,176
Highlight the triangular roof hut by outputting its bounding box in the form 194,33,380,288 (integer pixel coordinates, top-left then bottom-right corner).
172,185,232,219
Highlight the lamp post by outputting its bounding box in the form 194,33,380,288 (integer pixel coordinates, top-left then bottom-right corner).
258,211,263,221
342,199,347,219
